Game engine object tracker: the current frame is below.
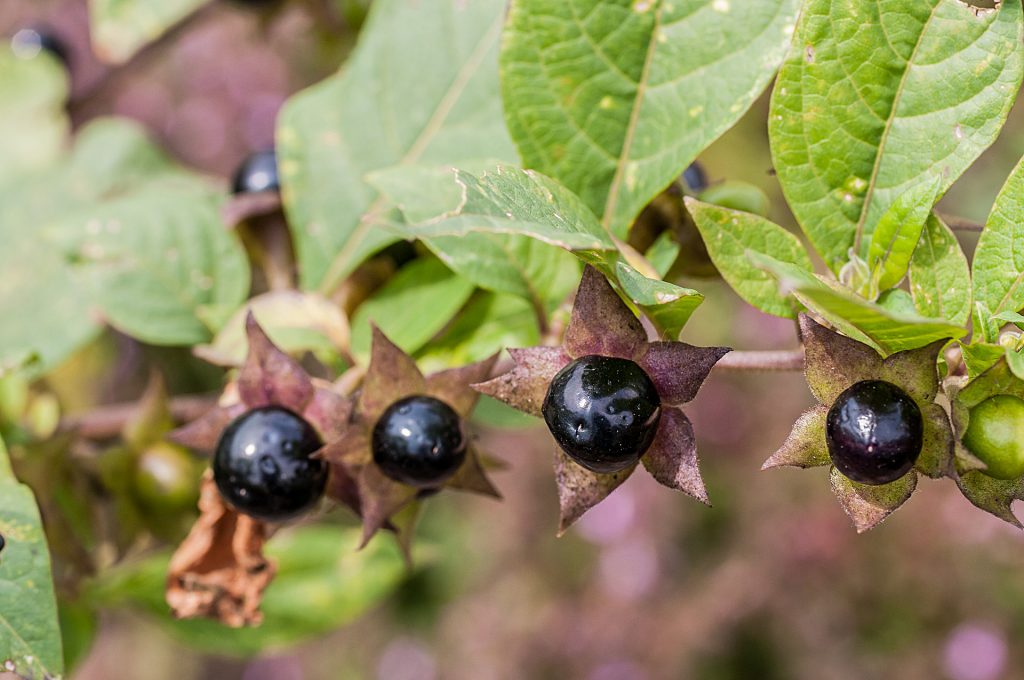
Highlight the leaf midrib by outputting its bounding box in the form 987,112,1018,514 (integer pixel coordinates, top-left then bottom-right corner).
852,2,941,253
317,11,506,295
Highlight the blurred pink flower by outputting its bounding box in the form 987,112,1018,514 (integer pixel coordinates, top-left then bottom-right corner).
943,622,1007,680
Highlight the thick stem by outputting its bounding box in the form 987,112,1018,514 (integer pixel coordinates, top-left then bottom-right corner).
714,349,804,372
60,395,218,440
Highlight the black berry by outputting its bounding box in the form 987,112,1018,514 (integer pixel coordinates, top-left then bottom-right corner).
11,27,70,67
826,380,922,485
0,533,5,554
542,355,662,474
682,162,708,193
231,149,279,195
372,396,466,488
213,406,326,521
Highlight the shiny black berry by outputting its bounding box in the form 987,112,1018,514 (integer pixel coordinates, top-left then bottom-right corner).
825,380,923,485
213,406,326,521
11,27,70,66
542,355,661,474
372,396,466,488
682,162,708,193
231,149,279,195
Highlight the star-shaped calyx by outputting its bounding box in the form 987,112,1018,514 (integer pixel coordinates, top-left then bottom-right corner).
946,357,1024,527
318,326,500,550
166,312,351,625
763,314,954,533
473,265,730,534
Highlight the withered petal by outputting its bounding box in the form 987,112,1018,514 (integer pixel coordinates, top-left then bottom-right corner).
956,471,1024,529
444,445,502,498
800,314,881,405
637,342,730,406
641,407,707,503
914,402,955,479
356,463,418,548
358,326,425,423
762,406,830,470
304,384,354,441
426,353,500,417
880,338,947,403
829,467,916,533
564,266,647,360
167,403,246,454
166,476,276,627
554,447,634,535
472,346,570,418
238,312,315,412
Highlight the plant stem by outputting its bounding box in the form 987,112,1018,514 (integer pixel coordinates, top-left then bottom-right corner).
715,349,804,372
61,395,218,440
935,211,984,233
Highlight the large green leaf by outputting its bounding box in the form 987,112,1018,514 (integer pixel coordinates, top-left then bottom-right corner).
686,198,812,318
973,155,1024,338
0,51,68,186
500,0,801,236
770,0,1023,273
89,526,406,657
87,0,206,63
59,180,250,346
417,292,541,373
0,118,187,371
0,439,63,679
908,215,971,327
278,0,516,293
349,257,476,362
752,253,964,355
614,262,703,340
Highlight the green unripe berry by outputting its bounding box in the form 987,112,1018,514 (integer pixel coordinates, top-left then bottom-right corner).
963,395,1024,480
133,441,200,512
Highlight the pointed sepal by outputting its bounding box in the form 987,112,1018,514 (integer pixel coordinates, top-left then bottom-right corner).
637,342,730,406
762,406,830,469
640,407,707,503
238,312,314,412
956,471,1024,529
472,347,570,417
358,326,425,422
554,448,634,535
426,353,500,418
913,402,955,479
829,467,917,533
564,266,647,360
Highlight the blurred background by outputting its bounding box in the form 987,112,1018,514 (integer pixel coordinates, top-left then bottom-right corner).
3,1,1024,679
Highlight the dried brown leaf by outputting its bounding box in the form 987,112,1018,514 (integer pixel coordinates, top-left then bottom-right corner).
166,476,276,627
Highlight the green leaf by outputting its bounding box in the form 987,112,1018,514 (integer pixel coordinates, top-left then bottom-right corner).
89,526,406,657
417,292,541,373
972,155,1024,339
645,232,680,278
195,291,350,367
278,0,516,293
614,261,702,340
865,178,941,297
752,252,965,355
686,197,812,318
384,167,618,257
350,258,476,362
0,438,64,679
961,342,1004,380
60,180,251,345
0,51,69,186
697,181,771,218
908,215,972,327
500,0,801,236
1005,345,1024,381
87,0,206,63
770,0,1024,273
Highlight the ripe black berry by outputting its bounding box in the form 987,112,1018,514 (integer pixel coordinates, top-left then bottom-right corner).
10,27,70,66
0,533,5,554
825,380,922,485
231,149,279,195
682,162,708,193
213,406,326,521
542,355,661,474
372,396,466,488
